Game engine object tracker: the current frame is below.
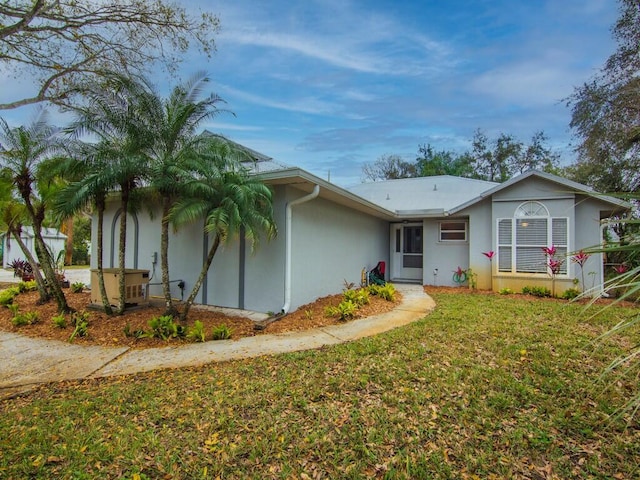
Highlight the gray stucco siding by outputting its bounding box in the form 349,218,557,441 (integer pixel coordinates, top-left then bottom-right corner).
288,189,389,311
422,218,469,287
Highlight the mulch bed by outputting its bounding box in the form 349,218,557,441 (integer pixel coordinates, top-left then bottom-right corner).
0,285,401,349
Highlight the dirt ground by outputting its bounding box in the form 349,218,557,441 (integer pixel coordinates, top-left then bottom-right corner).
0,285,401,349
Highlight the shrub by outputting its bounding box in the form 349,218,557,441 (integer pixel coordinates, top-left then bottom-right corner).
71,311,91,326
324,305,339,317
0,287,20,306
148,315,179,340
12,311,40,326
336,300,357,321
561,288,581,300
70,282,85,293
18,280,37,292
369,283,396,301
343,288,370,307
187,320,206,342
123,323,146,339
522,286,552,298
69,321,88,342
498,288,514,295
211,324,232,340
52,314,67,328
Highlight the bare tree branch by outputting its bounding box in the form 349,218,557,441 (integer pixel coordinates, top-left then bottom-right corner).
0,1,220,110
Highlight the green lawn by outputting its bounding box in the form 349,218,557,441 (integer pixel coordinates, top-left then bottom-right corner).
1,292,639,479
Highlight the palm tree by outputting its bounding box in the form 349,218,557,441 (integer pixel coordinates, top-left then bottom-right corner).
145,72,224,316
169,138,276,321
52,142,115,314
0,111,72,312
0,200,49,301
70,74,153,314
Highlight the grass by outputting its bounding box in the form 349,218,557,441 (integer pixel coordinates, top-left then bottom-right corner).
1,291,639,479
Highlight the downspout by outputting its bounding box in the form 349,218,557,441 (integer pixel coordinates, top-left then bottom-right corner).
281,184,320,314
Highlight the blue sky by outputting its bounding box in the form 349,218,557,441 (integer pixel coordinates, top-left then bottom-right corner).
0,0,618,187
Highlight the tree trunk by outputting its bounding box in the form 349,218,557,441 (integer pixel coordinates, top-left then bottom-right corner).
63,216,74,266
33,226,72,313
179,234,220,322
96,200,113,315
160,196,177,317
117,190,129,315
11,229,49,302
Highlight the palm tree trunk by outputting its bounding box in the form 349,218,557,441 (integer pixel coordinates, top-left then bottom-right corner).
63,216,74,266
11,229,49,302
117,189,129,314
96,200,113,315
33,228,72,313
160,196,177,317
179,234,220,322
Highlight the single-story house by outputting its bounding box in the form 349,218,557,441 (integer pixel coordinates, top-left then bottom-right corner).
2,227,67,269
92,144,629,314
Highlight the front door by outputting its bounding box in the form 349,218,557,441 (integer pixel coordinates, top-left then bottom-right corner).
391,223,423,282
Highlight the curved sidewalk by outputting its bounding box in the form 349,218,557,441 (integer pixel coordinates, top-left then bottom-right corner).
0,284,435,398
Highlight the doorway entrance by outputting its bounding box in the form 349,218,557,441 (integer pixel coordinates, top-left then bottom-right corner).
391,223,423,282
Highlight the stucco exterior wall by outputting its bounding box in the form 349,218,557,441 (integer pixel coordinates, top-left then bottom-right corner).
94,184,389,314
288,186,389,311
422,217,470,287
3,231,66,269
464,199,493,290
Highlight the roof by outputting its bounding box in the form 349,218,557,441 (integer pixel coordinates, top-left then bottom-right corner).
348,176,499,215
9,227,67,239
192,134,632,219
348,170,630,217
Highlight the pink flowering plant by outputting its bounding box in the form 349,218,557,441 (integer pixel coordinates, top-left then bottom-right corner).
541,245,564,296
571,250,591,292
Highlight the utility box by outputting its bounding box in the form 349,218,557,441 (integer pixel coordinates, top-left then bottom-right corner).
90,268,150,307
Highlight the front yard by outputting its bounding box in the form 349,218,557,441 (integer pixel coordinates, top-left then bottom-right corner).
1,290,639,479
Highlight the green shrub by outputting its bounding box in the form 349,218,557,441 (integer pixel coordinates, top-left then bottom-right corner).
522,286,551,298
211,324,232,340
148,315,179,340
123,323,146,339
69,321,88,342
336,300,357,321
70,282,85,293
498,288,514,295
369,283,396,301
52,314,67,329
0,287,20,306
71,310,91,326
7,303,19,316
19,280,37,292
561,288,581,300
187,320,206,342
343,287,370,307
324,305,339,317
12,311,40,326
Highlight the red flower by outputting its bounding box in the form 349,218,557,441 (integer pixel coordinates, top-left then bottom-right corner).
482,251,495,260
548,258,563,275
571,250,590,267
613,264,628,274
542,245,557,257
455,266,464,276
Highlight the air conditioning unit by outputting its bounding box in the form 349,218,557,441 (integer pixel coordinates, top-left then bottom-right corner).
90,268,150,307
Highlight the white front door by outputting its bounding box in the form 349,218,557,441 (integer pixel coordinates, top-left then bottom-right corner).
390,223,423,282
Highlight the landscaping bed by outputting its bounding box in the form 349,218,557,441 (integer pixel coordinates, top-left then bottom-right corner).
0,285,401,349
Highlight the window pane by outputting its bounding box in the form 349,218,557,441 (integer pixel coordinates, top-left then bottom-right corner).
403,255,422,268
498,219,512,244
516,218,547,244
552,218,568,246
441,231,466,241
403,226,422,254
516,247,547,273
498,246,511,272
440,222,466,231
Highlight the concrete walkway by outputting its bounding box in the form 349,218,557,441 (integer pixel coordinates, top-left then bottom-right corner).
0,283,435,399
